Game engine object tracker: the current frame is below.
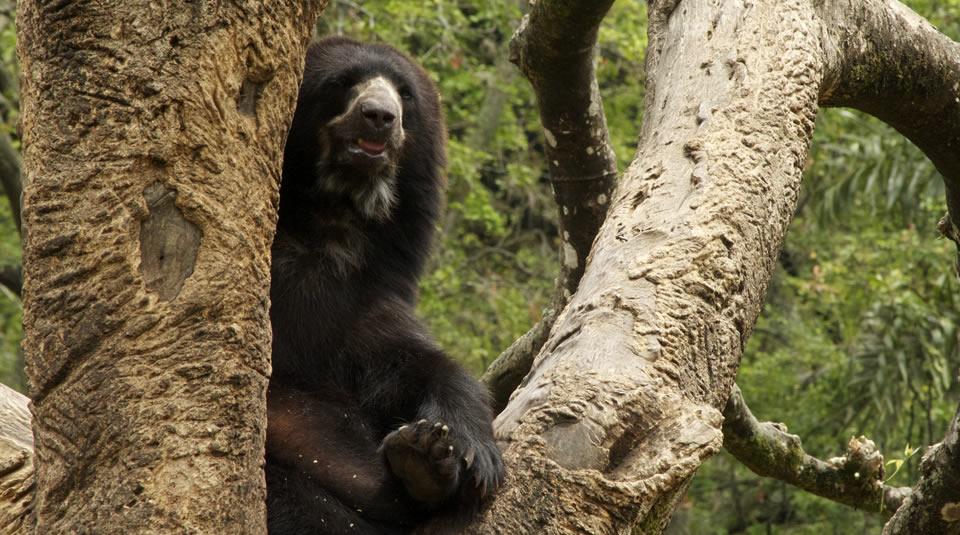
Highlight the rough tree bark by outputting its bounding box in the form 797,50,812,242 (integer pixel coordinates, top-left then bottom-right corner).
15,1,323,532
471,0,821,531
472,0,960,533
0,383,31,534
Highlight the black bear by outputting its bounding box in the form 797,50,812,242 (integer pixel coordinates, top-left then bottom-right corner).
265,37,504,535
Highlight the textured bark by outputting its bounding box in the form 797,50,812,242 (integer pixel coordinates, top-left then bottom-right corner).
468,0,821,531
723,385,912,515
474,1,960,531
0,384,31,535
883,402,960,535
17,1,323,533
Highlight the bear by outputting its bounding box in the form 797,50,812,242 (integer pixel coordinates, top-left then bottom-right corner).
265,37,505,535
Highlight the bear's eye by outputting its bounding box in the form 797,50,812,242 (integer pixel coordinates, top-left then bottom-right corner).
399,88,414,101
329,74,351,88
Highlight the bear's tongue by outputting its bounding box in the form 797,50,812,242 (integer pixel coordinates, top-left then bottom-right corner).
358,138,386,155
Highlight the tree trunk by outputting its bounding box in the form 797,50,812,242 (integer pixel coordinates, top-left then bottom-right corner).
466,0,960,532
469,0,820,531
17,1,322,532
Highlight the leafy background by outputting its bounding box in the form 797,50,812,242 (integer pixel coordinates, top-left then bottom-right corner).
0,1,958,532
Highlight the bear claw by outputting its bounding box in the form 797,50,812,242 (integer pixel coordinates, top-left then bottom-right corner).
380,420,461,506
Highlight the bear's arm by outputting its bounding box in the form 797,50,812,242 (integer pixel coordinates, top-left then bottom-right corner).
347,297,505,505
266,386,423,524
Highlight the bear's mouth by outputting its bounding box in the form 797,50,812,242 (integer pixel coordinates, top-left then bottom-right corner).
356,138,387,156
345,137,390,160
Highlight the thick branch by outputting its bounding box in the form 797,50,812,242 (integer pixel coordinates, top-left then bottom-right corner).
723,385,911,515
469,0,823,531
883,402,960,534
818,0,960,240
17,0,325,531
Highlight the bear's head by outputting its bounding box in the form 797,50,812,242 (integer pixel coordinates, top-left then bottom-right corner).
283,37,446,222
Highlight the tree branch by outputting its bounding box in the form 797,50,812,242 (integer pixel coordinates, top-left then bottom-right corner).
817,0,960,252
723,385,912,515
508,0,618,298
480,0,618,412
481,2,960,532
469,0,823,529
17,0,327,530
882,401,960,534
0,264,21,297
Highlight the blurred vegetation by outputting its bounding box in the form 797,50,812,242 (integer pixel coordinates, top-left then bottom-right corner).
0,0,957,532
0,4,20,393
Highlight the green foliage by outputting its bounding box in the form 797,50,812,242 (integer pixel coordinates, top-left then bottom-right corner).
0,9,19,392
745,211,959,449
803,110,944,227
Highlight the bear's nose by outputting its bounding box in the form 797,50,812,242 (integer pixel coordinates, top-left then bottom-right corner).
360,100,397,130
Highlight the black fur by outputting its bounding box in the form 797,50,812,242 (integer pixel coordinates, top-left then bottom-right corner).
267,37,504,534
